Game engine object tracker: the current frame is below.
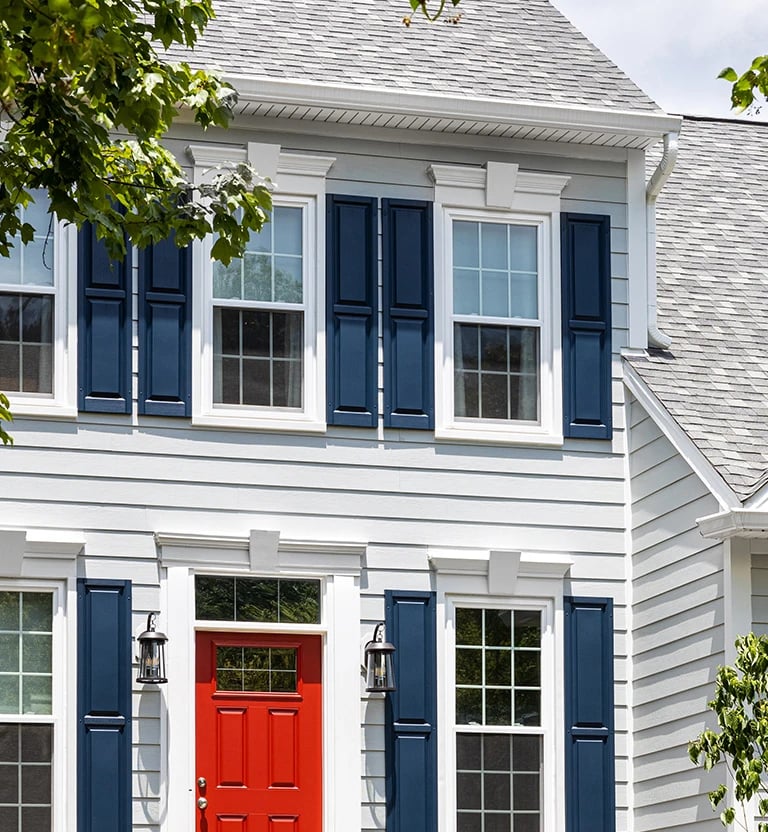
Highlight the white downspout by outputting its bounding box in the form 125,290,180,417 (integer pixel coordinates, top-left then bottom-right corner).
645,131,679,349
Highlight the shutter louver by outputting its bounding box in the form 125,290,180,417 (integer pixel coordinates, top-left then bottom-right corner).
138,234,192,416
564,595,616,832
326,194,378,426
77,579,132,832
561,213,612,438
384,589,437,832
382,199,434,429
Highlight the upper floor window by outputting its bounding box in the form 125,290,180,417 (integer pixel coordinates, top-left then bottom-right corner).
0,193,55,397
452,220,540,424
212,206,304,409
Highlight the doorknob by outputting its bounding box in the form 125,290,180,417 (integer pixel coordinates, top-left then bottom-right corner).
197,797,208,810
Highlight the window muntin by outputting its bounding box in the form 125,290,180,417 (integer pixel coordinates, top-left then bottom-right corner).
195,576,321,624
211,206,305,410
455,607,543,832
452,220,541,425
0,192,55,397
0,592,55,832
216,646,297,692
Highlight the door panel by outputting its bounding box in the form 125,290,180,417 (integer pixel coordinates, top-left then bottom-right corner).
196,632,322,831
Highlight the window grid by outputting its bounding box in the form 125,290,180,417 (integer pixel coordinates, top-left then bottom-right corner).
0,192,56,397
452,220,541,425
212,206,305,410
216,646,297,693
455,608,543,832
195,576,321,624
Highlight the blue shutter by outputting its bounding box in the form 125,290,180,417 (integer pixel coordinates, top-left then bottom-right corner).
78,224,131,412
138,235,192,416
384,590,437,832
382,199,434,429
326,194,378,426
561,213,612,439
77,579,132,832
564,596,615,832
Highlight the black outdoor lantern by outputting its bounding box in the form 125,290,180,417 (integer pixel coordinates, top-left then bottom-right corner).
364,622,396,693
136,612,168,684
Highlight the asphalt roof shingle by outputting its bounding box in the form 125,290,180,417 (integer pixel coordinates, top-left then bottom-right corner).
174,0,660,112
630,117,768,501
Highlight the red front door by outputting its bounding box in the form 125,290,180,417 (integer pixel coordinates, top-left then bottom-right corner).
195,632,323,831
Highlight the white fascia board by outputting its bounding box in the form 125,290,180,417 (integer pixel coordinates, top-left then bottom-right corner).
698,509,768,540
622,360,741,511
228,75,683,141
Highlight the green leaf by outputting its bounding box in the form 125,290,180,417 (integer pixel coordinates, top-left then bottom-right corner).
719,67,738,82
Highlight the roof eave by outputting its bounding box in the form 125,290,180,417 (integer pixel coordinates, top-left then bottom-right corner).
228,75,682,148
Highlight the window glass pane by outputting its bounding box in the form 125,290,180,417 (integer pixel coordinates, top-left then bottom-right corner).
274,207,303,256
481,272,508,317
515,652,540,687
0,295,54,395
0,247,22,285
485,650,511,687
457,772,482,809
480,223,507,270
0,679,19,714
196,577,321,624
485,688,512,725
457,734,481,770
485,610,512,647
0,725,52,832
21,595,52,633
22,238,54,287
453,221,479,268
484,772,510,810
454,269,480,316
456,649,482,686
243,254,271,302
457,813,481,832
212,260,241,299
246,222,271,254
514,690,540,727
456,688,482,725
216,647,298,692
509,225,537,273
273,256,302,303
514,611,541,647
0,635,19,673
22,677,51,715
456,608,483,646
509,273,538,319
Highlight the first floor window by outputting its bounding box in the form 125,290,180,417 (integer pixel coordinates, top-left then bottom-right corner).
0,591,54,832
211,205,305,409
0,192,56,397
455,607,542,832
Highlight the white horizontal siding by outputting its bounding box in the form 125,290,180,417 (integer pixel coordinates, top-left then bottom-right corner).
629,397,724,832
3,128,634,832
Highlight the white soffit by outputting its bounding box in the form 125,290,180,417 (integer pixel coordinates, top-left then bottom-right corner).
228,76,682,150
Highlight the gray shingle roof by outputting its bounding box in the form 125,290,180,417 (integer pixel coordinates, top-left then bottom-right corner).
630,117,768,501
175,0,660,112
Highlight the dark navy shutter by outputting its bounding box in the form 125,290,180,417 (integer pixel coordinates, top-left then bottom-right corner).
77,579,132,832
326,194,378,426
138,234,192,416
78,224,131,412
564,596,615,832
384,589,437,832
382,199,434,429
561,213,612,439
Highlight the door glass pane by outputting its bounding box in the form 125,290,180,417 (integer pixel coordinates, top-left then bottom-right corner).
216,647,297,692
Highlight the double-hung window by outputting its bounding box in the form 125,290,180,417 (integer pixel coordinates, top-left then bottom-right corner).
212,205,305,410
0,194,55,398
0,190,75,417
0,590,57,832
454,606,544,832
432,163,568,445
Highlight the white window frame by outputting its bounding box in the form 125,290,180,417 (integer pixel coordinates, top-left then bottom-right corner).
0,213,77,419
430,163,569,446
431,547,571,832
189,144,334,432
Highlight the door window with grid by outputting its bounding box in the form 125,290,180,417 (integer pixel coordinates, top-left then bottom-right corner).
0,193,55,397
452,220,540,424
0,591,54,832
212,206,304,409
455,607,542,832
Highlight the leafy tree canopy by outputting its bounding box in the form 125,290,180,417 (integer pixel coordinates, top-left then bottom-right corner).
720,60,768,112
690,633,768,831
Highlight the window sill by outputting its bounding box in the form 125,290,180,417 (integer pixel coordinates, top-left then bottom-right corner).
192,409,326,434
5,398,77,421
434,423,563,447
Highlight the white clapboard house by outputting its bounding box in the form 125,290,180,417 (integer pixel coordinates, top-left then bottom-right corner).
1,2,738,832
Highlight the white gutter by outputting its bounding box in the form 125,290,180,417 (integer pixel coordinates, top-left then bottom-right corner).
645,131,679,349
698,509,768,539
227,75,682,142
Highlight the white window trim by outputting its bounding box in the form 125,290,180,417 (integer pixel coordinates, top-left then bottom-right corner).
159,531,363,832
1,220,78,419
189,144,335,432
0,526,82,832
430,163,568,446
430,547,570,832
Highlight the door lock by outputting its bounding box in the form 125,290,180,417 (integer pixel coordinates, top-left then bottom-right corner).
197,797,208,810
197,777,206,790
